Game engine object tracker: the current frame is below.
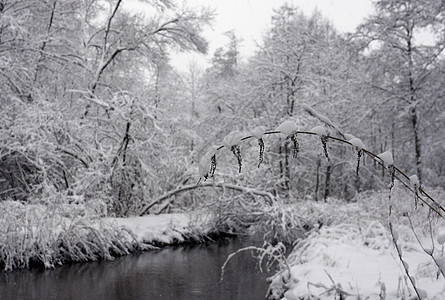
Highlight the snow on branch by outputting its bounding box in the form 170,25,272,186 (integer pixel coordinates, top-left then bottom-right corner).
348,137,365,151
310,126,329,159
302,104,345,139
250,126,266,139
347,136,365,175
276,121,299,158
378,151,394,166
310,125,327,136
222,130,243,147
378,150,395,189
67,89,113,111
276,120,297,136
194,111,445,219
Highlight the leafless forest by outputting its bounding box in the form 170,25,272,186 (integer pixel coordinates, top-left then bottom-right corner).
1,0,445,288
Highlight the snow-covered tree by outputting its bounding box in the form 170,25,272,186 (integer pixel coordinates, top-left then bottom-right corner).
0,0,213,216
239,5,362,199
356,0,445,184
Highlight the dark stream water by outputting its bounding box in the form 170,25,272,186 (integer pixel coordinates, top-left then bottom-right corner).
0,236,273,300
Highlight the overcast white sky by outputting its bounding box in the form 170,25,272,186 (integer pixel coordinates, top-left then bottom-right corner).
170,0,375,72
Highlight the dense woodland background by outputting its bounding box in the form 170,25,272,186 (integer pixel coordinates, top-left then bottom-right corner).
1,0,445,217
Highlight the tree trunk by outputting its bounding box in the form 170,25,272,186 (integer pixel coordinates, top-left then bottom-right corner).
411,106,422,184
407,27,422,184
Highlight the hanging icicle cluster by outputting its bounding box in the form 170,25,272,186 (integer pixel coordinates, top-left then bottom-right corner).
198,145,219,184
223,131,244,173
276,120,300,159
321,136,329,159
311,126,329,159
197,122,337,182
231,145,242,173
250,126,266,168
197,120,414,205
258,138,264,167
356,150,363,175
348,137,365,175
210,154,217,177
290,134,299,158
378,151,395,190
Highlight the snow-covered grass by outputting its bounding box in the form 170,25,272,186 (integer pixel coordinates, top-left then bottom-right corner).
268,222,445,299
0,200,140,271
0,200,213,271
264,187,445,299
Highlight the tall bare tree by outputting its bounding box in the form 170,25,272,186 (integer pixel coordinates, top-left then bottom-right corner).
356,0,445,184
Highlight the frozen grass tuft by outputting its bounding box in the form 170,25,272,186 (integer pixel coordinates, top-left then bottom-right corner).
0,200,140,271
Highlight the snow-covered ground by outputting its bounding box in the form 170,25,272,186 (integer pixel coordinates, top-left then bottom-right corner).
104,213,207,245
0,199,214,270
269,221,445,300
2,188,445,300
105,207,445,299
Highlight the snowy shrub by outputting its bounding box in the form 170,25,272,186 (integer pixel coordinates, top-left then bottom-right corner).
261,203,307,245
192,188,272,235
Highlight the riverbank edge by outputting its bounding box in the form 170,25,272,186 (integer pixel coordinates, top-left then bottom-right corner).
0,213,241,271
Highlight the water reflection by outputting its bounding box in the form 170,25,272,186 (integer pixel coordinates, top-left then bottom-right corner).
0,236,272,300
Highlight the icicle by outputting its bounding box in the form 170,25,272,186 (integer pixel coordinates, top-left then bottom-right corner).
348,137,365,176
222,131,244,172
250,126,266,168
378,151,395,190
290,133,299,158
321,135,329,159
258,138,264,168
311,126,329,159
231,145,242,173
276,122,300,158
202,145,219,179
356,149,363,175
210,155,217,177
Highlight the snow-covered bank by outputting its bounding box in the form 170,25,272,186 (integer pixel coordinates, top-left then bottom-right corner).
264,188,445,300
0,199,215,271
104,213,213,246
268,222,445,299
